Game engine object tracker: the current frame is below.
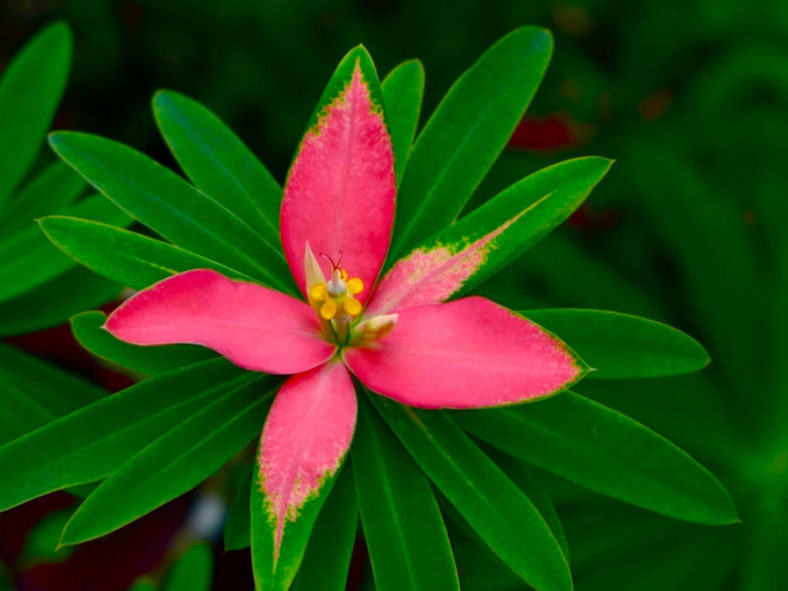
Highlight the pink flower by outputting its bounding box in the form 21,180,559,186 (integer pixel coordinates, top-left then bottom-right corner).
104,61,582,560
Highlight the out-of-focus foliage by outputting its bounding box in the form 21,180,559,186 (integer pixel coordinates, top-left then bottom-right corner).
0,0,784,589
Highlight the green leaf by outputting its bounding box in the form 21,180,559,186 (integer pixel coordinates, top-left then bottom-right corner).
0,358,248,512
0,161,85,234
291,463,358,591
251,451,344,591
381,60,424,184
0,267,121,337
483,448,569,559
164,542,213,591
372,396,572,591
0,342,105,445
0,194,130,302
39,216,255,289
392,27,553,254
453,391,739,525
48,132,292,292
71,311,217,375
0,22,71,204
352,394,458,591
224,463,253,551
524,309,710,379
22,508,75,563
441,499,523,591
61,374,275,544
153,90,281,246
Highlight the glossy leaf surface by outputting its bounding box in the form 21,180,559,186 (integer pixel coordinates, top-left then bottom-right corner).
0,22,71,204
0,359,248,511
62,376,274,544
352,395,458,591
381,60,424,183
0,162,85,234
154,90,281,246
0,343,104,445
0,268,120,337
48,132,292,291
40,216,253,289
0,195,129,302
454,392,738,525
392,27,552,253
524,308,710,379
373,396,571,591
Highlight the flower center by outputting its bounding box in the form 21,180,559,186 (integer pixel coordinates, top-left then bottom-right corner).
309,267,364,320
304,244,396,347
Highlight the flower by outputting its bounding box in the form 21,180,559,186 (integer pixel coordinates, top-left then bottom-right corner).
103,60,583,559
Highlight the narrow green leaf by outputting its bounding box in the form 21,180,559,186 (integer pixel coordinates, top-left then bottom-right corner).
373,396,572,591
453,391,739,525
0,161,85,234
441,499,523,591
0,22,71,204
0,267,121,337
0,358,248,512
48,132,292,291
62,375,275,544
224,463,253,551
22,508,75,563
0,342,104,444
71,311,217,375
352,395,458,591
381,60,424,183
524,309,710,379
0,194,130,302
291,463,358,591
0,381,58,446
164,542,213,591
484,448,569,559
39,216,255,289
251,452,344,591
392,27,553,254
153,90,281,246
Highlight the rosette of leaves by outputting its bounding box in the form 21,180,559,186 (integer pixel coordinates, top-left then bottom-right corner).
0,23,130,446
1,28,736,590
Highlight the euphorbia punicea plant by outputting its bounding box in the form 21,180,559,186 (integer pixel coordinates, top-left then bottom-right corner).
103,55,584,582
14,26,735,591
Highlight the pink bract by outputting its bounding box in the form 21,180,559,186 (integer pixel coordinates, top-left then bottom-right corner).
104,57,583,562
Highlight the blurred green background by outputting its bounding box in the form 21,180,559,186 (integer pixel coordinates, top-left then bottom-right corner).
1,0,785,589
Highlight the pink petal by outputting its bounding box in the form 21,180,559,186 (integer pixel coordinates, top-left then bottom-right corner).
366,210,527,316
259,362,356,560
281,61,396,302
344,297,583,409
105,269,335,374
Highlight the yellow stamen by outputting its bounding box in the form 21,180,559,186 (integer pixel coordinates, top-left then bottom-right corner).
320,299,337,320
339,268,348,281
343,297,362,316
346,277,364,295
310,283,328,301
